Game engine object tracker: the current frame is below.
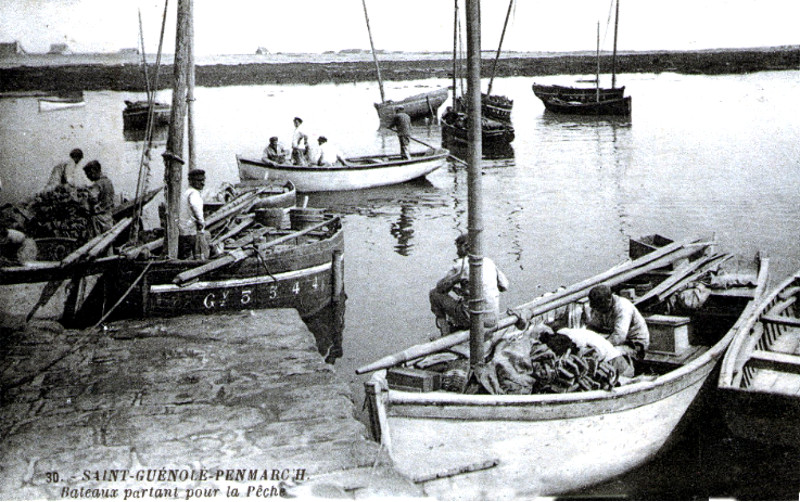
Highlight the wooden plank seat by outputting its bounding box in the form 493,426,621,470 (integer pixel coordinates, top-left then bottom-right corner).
748,350,800,375
760,314,800,328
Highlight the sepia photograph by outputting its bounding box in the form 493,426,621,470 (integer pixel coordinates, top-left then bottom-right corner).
1,0,799,500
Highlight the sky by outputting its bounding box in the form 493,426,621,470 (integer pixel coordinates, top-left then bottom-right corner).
1,0,798,56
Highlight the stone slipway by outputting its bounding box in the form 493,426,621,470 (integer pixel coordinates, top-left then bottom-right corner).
0,310,422,499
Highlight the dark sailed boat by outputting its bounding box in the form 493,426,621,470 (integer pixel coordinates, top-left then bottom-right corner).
123,100,171,130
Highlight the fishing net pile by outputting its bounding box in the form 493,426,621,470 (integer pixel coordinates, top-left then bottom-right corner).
0,185,94,242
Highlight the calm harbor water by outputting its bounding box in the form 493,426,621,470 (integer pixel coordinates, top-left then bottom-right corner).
2,70,800,499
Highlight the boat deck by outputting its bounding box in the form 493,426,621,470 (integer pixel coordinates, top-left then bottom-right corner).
748,321,800,395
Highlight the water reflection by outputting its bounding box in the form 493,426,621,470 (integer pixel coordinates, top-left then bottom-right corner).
123,125,168,142
443,137,515,161
389,202,415,256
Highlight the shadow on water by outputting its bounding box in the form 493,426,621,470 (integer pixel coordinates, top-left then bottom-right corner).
123,125,168,142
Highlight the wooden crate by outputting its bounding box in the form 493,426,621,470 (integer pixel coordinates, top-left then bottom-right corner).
387,367,442,392
646,314,691,355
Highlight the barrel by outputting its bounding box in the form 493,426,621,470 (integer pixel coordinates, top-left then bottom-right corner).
289,208,325,231
254,208,285,228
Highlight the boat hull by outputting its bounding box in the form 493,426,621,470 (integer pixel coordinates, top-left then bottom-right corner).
369,358,713,498
375,88,449,124
543,96,632,116
104,224,344,321
532,83,626,102
718,269,800,447
122,102,171,130
236,150,448,192
38,98,85,112
440,115,515,147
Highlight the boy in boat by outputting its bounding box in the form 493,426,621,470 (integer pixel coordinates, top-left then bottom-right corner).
429,233,509,338
315,136,351,167
291,117,310,166
262,136,288,165
390,106,412,160
0,226,38,265
582,284,650,364
179,169,210,260
83,160,115,237
43,148,87,192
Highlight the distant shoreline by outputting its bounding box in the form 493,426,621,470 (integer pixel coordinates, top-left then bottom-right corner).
0,47,798,93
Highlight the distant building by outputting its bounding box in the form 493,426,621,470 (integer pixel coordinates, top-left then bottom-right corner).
48,43,72,55
0,41,26,56
255,47,269,55
118,48,140,55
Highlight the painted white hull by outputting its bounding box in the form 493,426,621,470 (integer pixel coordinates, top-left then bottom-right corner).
38,99,86,112
237,150,448,192
369,357,714,499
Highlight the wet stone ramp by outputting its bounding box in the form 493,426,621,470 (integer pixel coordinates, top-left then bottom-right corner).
0,310,420,499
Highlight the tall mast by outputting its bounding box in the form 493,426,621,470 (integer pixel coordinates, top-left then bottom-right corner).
595,22,600,101
187,0,196,170
452,0,458,108
611,0,619,89
486,0,513,97
361,0,385,103
137,9,152,103
466,0,485,374
163,0,190,258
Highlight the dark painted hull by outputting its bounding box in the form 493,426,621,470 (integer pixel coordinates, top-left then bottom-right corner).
440,112,515,147
532,83,626,103
103,221,344,321
543,96,632,116
122,101,171,130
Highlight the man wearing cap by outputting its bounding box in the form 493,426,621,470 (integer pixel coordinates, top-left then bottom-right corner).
429,233,509,338
262,136,288,165
44,148,88,192
179,169,209,260
315,136,350,167
83,160,115,236
291,117,309,166
390,106,412,160
582,284,650,363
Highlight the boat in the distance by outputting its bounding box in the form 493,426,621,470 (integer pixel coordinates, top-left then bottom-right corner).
718,267,800,448
441,108,515,149
532,83,625,103
542,95,632,116
235,149,449,192
358,237,768,498
122,100,171,130
38,92,85,112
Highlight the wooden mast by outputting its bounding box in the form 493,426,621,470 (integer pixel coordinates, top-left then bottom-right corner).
466,0,485,373
611,0,619,89
486,0,513,97
163,0,190,258
595,22,600,102
187,0,196,170
361,0,385,103
452,0,458,109
137,10,152,103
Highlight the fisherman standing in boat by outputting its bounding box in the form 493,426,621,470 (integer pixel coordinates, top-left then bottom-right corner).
43,148,87,192
179,169,209,260
429,233,509,338
582,284,650,365
291,117,310,166
262,136,289,165
391,106,412,160
82,160,115,237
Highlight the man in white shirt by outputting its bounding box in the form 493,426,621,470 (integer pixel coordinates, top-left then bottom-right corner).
291,117,309,166
315,136,350,167
429,233,509,337
178,169,209,260
43,148,88,192
582,284,650,362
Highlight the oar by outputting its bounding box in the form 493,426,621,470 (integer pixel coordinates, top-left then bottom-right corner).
384,126,468,167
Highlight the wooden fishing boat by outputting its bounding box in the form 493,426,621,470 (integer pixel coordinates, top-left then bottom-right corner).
532,83,626,103
122,100,171,130
533,0,631,117
236,149,449,192
718,268,800,447
374,88,450,125
38,92,85,112
440,110,515,148
543,95,632,116
103,213,344,322
359,240,768,498
360,0,447,124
